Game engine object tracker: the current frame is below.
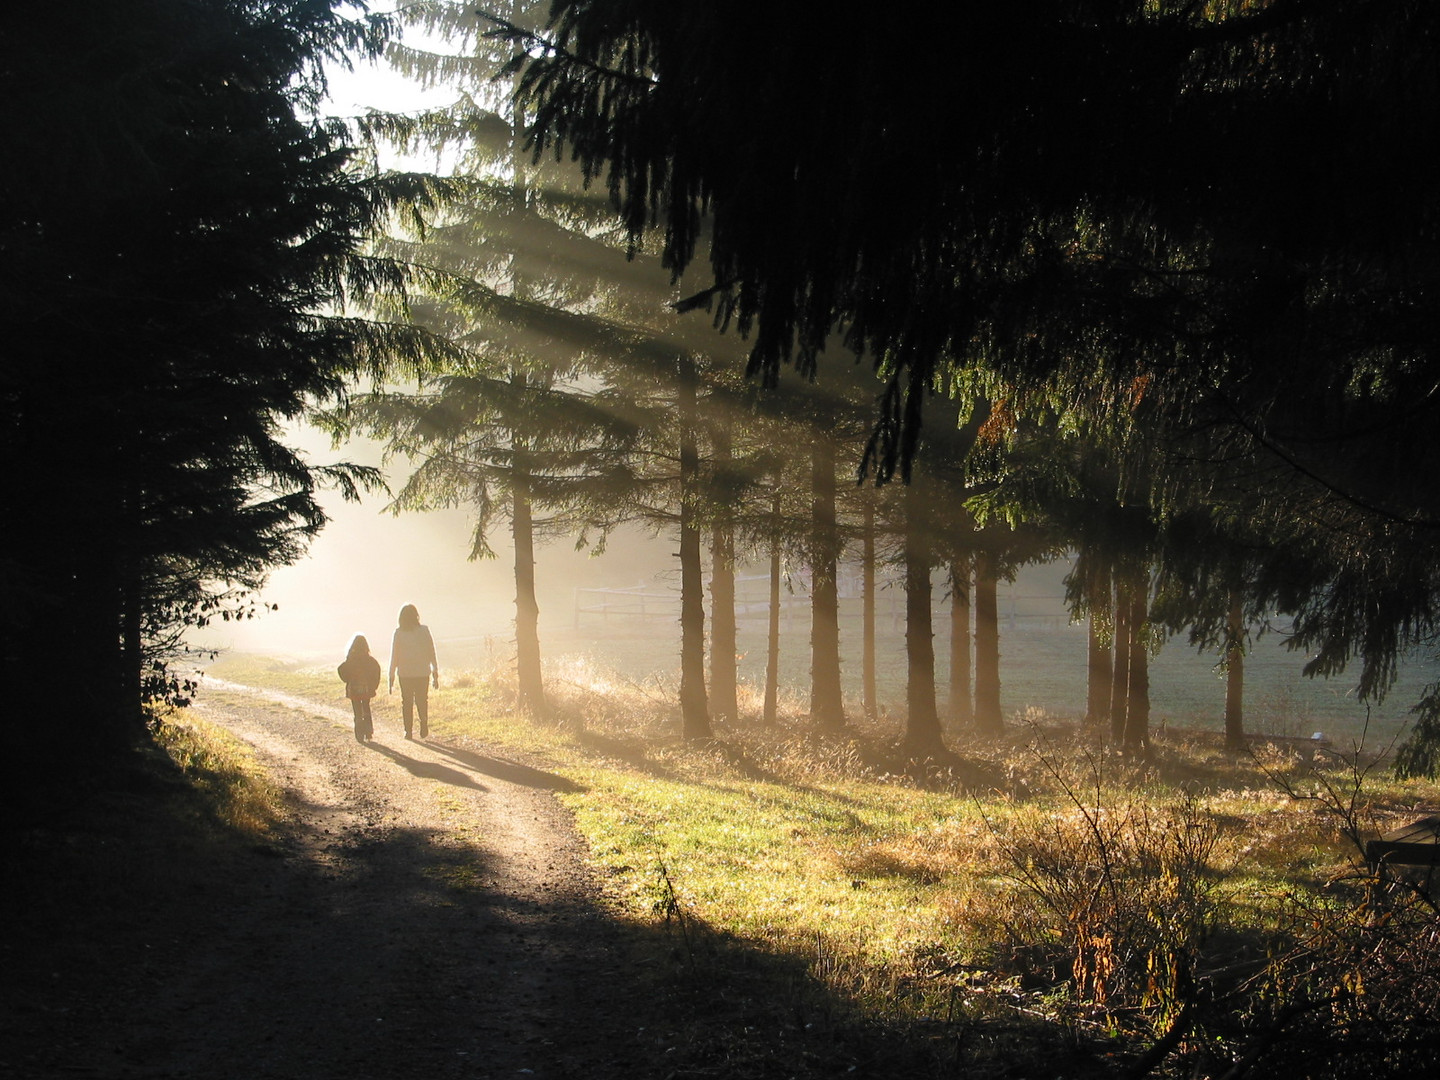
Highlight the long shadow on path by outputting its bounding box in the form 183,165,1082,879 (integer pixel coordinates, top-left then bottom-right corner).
365,740,491,792
422,738,583,793
2,693,1098,1080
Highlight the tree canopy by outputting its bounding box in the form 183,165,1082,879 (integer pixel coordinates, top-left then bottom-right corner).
496,0,1440,767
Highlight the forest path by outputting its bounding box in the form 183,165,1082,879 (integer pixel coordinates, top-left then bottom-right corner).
9,685,663,1080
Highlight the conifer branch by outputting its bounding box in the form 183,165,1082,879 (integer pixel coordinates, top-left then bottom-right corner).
475,10,657,88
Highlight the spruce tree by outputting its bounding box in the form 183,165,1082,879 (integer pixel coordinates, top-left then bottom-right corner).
2,0,443,786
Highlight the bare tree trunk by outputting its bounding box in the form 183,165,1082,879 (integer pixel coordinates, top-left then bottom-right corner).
507,137,546,721
764,497,782,726
973,550,1004,735
678,354,711,739
708,428,737,723
1122,566,1150,749
904,479,943,751
810,436,845,731
1110,570,1131,743
511,386,545,717
862,503,878,720
1085,558,1112,728
512,487,544,715
709,519,738,723
948,557,972,729
1224,588,1246,751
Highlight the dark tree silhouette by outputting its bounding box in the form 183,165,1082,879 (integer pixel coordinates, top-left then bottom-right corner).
1,0,440,790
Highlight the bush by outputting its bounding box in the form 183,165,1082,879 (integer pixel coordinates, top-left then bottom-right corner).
988,749,1222,1023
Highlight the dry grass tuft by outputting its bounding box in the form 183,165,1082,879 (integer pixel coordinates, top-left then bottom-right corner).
152,708,286,838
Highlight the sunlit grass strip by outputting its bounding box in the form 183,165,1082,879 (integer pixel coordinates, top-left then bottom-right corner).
153,708,285,838
202,653,340,700
557,763,984,965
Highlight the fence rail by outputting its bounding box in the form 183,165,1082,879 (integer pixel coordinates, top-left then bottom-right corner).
573,576,1071,631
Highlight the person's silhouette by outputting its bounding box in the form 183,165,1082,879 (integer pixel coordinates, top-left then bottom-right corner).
388,604,438,739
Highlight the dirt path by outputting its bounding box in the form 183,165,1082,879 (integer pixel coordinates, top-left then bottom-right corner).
9,687,662,1080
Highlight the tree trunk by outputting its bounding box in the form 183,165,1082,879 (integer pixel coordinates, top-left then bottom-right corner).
1110,571,1131,742
862,503,878,720
1122,567,1150,749
904,479,944,751
1084,558,1112,728
709,519,738,724
948,557,972,729
678,354,711,739
1086,617,1112,729
1224,589,1246,751
708,425,738,723
764,498,782,726
511,457,545,718
809,436,845,731
973,550,1004,735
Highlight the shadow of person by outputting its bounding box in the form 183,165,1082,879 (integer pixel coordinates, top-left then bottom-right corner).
365,741,490,792
423,740,583,793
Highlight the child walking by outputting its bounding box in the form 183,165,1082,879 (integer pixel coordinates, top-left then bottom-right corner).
337,635,382,742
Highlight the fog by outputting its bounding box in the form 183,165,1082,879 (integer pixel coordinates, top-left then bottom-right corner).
190,415,1440,750
194,421,670,669
195,52,672,667
187,26,1434,745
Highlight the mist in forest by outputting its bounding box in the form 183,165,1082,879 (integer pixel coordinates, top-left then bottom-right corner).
195,423,671,668
194,420,1437,749
188,22,1439,749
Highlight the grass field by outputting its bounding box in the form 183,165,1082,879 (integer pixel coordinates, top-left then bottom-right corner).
203,646,1440,1076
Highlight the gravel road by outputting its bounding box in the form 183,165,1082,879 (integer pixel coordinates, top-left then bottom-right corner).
8,686,663,1080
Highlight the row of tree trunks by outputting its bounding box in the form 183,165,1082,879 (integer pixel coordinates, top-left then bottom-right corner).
689,539,1007,742
531,506,1225,753
500,377,1022,746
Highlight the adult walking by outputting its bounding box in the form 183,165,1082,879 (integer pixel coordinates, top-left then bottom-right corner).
389,604,439,740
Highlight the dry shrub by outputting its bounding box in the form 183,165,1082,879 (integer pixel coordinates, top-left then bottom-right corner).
1227,757,1440,1078
544,654,680,731
1256,882,1440,1074
986,749,1223,1020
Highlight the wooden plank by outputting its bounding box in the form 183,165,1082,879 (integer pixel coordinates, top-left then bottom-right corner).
1366,814,1440,866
